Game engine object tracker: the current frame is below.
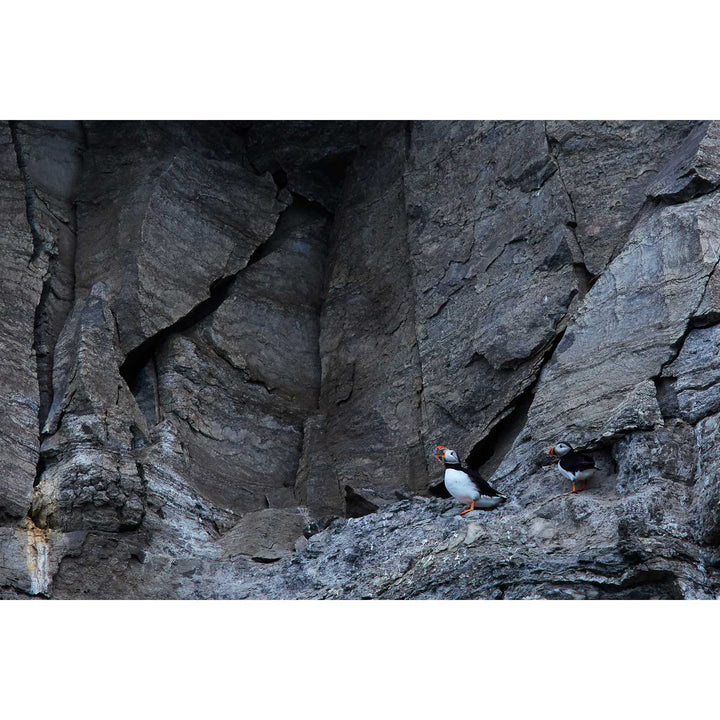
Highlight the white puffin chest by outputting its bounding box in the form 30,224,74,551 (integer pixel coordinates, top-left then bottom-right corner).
444,468,480,502
557,463,595,482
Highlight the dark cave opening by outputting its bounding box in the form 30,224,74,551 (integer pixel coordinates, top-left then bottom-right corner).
465,387,534,475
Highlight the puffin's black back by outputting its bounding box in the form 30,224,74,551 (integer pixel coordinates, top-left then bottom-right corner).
559,451,596,473
428,480,452,499
463,466,504,497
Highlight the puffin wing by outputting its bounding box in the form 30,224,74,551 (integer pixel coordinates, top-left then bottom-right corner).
561,452,596,472
464,467,504,498
428,480,452,499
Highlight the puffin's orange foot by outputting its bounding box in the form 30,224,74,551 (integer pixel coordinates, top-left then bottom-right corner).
569,482,577,494
459,500,475,516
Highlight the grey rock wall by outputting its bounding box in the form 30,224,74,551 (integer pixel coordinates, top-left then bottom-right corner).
0,123,45,522
2,119,720,599
299,123,427,517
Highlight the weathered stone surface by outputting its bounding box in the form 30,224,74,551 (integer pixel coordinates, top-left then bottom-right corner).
75,122,287,355
32,284,148,531
405,121,580,467
146,198,330,516
613,420,697,494
209,200,329,409
4,120,720,600
0,519,84,598
693,412,720,546
300,123,427,515
152,331,305,514
546,120,698,274
0,123,44,520
506,190,720,468
218,507,310,561
649,121,720,203
229,492,711,599
665,324,720,424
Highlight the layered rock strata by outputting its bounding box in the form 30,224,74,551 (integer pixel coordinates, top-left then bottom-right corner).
1,120,720,599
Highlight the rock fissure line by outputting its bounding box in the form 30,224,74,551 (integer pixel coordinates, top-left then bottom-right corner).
544,122,595,290
119,203,293,394
398,126,430,483
658,257,720,380
466,326,568,475
8,122,45,263
210,344,275,396
8,124,82,531
9,124,52,429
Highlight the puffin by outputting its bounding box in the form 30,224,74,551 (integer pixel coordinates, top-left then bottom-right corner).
431,445,506,516
548,441,597,493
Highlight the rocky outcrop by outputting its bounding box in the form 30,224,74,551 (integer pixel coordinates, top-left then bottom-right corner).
298,123,427,516
32,283,148,531
76,123,287,356
230,493,713,599
2,119,720,599
405,121,581,473
0,123,45,521
148,198,331,515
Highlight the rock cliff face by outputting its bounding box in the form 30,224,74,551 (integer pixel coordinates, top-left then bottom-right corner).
2,119,720,599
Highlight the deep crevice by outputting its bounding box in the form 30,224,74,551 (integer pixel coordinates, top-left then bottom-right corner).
8,122,44,262
120,271,240,392
272,167,288,190
544,122,598,292
466,326,568,475
314,150,358,186
573,261,596,297
344,485,379,518
652,177,720,205
466,386,534,474
288,191,333,220
653,376,679,420
33,454,50,488
120,197,302,393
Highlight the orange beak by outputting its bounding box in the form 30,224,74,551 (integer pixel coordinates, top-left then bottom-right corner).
434,445,448,461
548,446,556,457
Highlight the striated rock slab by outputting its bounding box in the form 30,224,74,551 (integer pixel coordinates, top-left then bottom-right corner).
11,122,84,429
301,123,427,514
75,122,288,355
0,123,44,520
149,199,330,515
546,120,698,274
405,121,580,467
665,324,720,424
508,190,720,469
32,284,149,531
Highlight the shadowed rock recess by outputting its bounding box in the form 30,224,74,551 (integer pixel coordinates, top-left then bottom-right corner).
2,120,720,599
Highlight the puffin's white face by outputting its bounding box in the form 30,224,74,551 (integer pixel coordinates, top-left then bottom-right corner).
434,446,459,464
549,442,573,457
